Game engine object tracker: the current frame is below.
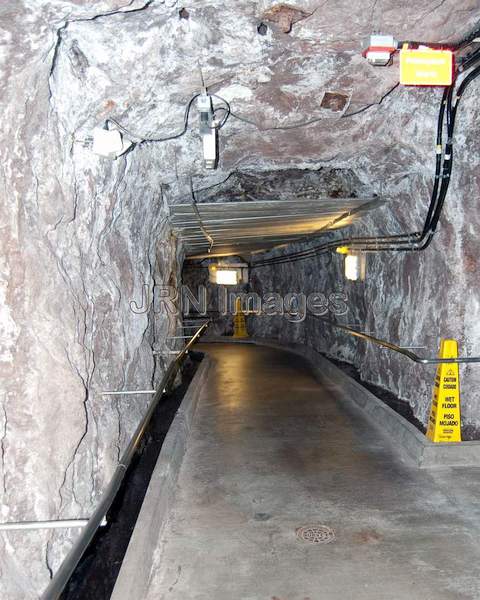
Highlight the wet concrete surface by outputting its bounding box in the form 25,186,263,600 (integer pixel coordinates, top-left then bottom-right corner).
142,343,480,600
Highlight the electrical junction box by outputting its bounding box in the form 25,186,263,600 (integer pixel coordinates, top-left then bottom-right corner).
92,127,132,159
362,34,397,66
400,48,454,86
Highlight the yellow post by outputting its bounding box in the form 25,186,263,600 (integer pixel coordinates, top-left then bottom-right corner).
233,297,248,338
426,339,461,443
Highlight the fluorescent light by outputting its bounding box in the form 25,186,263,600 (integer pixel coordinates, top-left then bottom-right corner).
202,128,217,169
345,253,366,281
208,263,248,285
215,269,239,285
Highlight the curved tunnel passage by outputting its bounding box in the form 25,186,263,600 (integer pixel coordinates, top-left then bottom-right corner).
113,343,480,600
2,2,480,598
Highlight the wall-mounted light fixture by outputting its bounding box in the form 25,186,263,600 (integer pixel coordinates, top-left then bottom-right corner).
197,92,218,169
208,262,249,285
336,247,366,281
214,269,239,285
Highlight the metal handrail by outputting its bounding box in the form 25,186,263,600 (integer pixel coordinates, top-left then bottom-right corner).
315,317,480,364
41,321,209,600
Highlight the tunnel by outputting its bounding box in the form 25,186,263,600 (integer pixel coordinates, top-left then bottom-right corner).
2,1,480,599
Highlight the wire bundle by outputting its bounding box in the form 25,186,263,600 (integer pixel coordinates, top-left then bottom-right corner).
251,40,480,268
106,93,230,147
103,25,480,269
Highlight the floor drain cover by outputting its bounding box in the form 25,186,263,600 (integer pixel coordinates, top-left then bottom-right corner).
296,525,335,544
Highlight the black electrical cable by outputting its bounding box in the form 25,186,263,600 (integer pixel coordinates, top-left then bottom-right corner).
409,66,480,252
420,87,449,237
342,83,400,118
459,46,480,72
252,57,480,268
420,63,480,248
251,86,449,266
106,91,231,147
398,23,480,52
138,93,200,145
274,62,480,261
452,23,480,51
218,107,339,131
106,93,200,146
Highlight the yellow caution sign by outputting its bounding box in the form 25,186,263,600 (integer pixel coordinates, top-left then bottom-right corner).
233,297,248,338
426,339,461,443
400,48,453,86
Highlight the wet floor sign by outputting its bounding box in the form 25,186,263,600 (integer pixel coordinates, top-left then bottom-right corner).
426,339,461,443
233,297,248,338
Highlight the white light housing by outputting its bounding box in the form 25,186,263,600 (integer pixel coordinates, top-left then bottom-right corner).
198,92,218,169
208,263,248,285
92,127,132,159
215,269,239,285
365,50,393,66
202,128,217,169
345,253,366,281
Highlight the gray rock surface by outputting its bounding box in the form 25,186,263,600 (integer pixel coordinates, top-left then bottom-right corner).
0,0,479,597
248,84,480,439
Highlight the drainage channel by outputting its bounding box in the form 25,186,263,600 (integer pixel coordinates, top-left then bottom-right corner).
61,351,204,600
325,355,426,433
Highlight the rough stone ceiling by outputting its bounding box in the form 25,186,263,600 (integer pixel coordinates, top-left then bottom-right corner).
32,0,478,208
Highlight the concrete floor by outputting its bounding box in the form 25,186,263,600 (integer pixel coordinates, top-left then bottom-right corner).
144,343,480,600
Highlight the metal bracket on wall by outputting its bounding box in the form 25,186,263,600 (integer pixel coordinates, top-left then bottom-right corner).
0,517,107,532
101,390,156,396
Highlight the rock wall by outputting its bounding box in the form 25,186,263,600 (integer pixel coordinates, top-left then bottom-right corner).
1,0,480,597
0,3,183,597
249,86,480,439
